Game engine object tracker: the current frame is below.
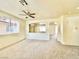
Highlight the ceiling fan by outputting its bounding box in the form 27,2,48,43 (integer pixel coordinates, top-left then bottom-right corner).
19,0,36,18
19,10,36,18
19,0,28,6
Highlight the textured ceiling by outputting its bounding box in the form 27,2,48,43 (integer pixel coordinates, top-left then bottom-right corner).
0,0,79,19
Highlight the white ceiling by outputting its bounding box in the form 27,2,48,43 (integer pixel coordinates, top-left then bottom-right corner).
0,0,79,19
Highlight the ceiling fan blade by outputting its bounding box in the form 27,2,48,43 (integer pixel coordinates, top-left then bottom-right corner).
29,15,35,18
30,13,36,15
23,0,28,5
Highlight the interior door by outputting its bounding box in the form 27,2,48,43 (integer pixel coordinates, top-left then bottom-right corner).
49,22,58,39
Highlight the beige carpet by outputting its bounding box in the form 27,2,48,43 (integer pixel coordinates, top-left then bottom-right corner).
0,38,79,59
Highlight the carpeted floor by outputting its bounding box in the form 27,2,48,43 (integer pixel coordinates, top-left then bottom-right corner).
0,38,79,59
